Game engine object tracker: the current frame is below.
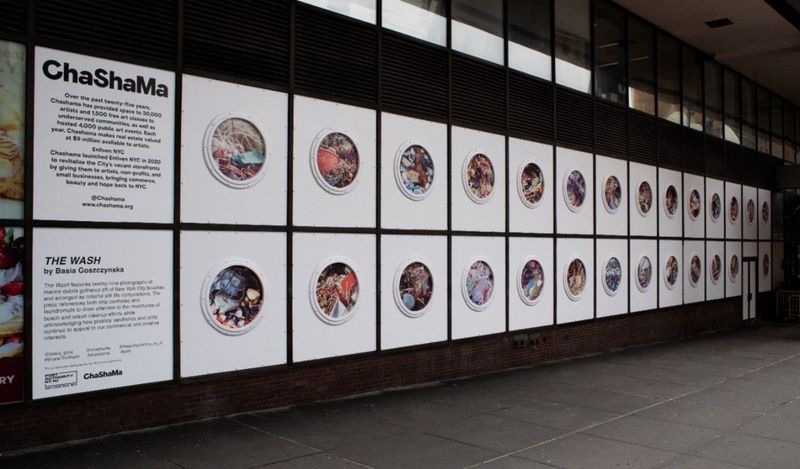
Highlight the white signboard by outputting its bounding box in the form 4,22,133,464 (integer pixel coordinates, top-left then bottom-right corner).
33,47,175,223
32,228,173,399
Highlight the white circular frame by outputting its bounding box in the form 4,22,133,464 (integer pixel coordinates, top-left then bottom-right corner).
517,257,545,306
394,140,435,201
710,193,722,224
309,256,361,325
462,150,496,205
729,196,739,225
562,169,587,214
710,254,722,285
203,112,270,189
310,127,362,196
635,255,653,293
461,256,496,311
663,255,679,290
729,254,740,282
688,254,702,288
687,189,702,221
664,185,679,219
601,175,623,215
517,160,546,209
635,180,654,218
602,255,623,297
393,257,434,318
201,258,267,336
563,257,588,302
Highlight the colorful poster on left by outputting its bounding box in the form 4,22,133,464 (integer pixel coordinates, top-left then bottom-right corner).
0,41,25,219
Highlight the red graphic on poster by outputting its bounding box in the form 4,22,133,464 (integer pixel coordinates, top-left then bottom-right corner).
0,226,23,404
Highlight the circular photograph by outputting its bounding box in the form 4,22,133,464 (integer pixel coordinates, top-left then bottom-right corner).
688,189,701,220
202,262,265,335
664,185,679,218
636,256,653,293
603,175,623,214
730,254,740,282
563,170,587,213
463,259,495,311
204,115,268,188
689,255,702,287
710,193,722,223
312,130,360,194
761,201,769,223
463,153,495,203
762,254,770,277
664,255,679,290
518,259,545,306
518,162,545,208
636,181,653,217
564,258,587,301
311,260,360,325
395,143,434,200
710,254,721,285
394,260,434,317
603,256,623,297
746,199,755,224
729,196,739,224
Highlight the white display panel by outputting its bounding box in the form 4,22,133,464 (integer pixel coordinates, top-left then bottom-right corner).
382,0,447,46
596,238,627,318
743,241,757,258
658,168,682,238
595,155,628,236
758,241,771,293
758,188,771,240
451,236,505,340
683,240,705,304
725,182,742,240
742,185,758,240
380,113,447,230
630,239,657,313
293,96,376,228
292,233,376,362
299,0,376,23
33,47,175,223
556,238,594,324
180,75,287,225
380,235,447,350
705,178,724,239
509,237,554,331
659,240,683,308
556,147,594,235
629,162,657,236
725,241,742,298
180,231,286,378
32,228,173,398
508,138,553,234
683,173,704,239
451,20,504,66
451,126,506,232
773,242,784,290
706,241,725,301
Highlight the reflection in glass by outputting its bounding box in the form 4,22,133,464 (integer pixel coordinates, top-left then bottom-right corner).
382,0,446,46
682,46,703,131
452,0,504,65
593,0,625,104
724,69,741,144
299,0,377,24
704,60,723,138
508,0,551,80
741,78,756,149
628,16,654,115
656,32,680,124
771,93,783,159
785,103,796,164
555,0,591,93
757,86,770,154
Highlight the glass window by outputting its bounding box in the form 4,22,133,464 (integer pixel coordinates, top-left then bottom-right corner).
451,0,504,65
593,0,625,104
628,16,654,115
508,0,551,80
0,40,25,220
741,77,756,149
757,86,770,153
771,93,783,158
682,46,703,131
656,32,680,123
786,103,796,163
723,69,740,143
704,60,722,138
555,0,591,93
299,0,377,24
382,0,446,46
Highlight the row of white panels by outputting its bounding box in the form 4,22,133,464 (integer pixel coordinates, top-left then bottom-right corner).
180,77,775,239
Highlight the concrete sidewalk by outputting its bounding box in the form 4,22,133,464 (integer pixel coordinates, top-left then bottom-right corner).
5,323,800,468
